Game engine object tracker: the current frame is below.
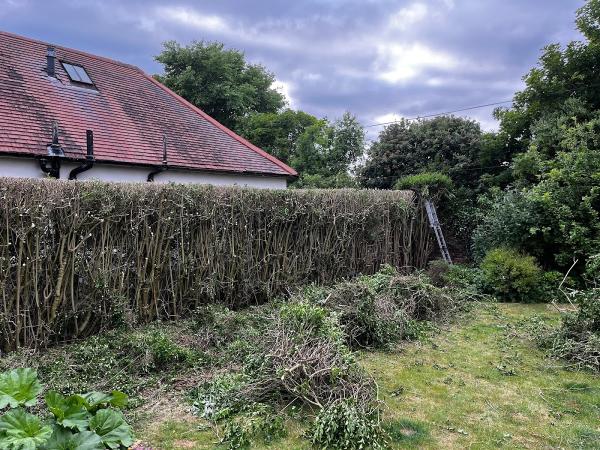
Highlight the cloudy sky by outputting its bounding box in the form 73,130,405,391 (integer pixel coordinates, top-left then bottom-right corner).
1,0,585,137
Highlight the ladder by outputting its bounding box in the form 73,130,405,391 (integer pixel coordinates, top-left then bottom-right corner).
424,199,452,264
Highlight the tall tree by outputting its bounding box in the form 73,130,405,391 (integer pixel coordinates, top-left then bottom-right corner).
495,0,600,155
237,109,321,164
155,41,285,130
359,116,483,189
239,111,365,188
472,0,600,270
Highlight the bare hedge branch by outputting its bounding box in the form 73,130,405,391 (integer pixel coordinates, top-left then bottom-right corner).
0,179,432,351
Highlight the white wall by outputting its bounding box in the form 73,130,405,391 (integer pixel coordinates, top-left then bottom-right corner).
0,156,288,189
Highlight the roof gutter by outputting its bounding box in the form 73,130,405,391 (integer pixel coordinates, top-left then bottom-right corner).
69,130,95,180
147,134,168,182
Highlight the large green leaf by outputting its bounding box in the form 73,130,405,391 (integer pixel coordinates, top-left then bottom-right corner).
0,369,42,409
41,427,103,450
45,392,90,432
75,391,128,412
0,408,52,450
88,409,134,449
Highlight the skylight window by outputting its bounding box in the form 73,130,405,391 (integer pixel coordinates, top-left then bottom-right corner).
61,62,94,85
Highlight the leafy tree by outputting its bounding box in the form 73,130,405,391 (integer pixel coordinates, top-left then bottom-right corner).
495,0,600,153
237,109,320,163
240,111,365,188
155,41,285,130
359,116,483,189
474,0,600,271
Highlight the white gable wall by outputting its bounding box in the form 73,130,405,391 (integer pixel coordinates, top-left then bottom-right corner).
0,156,288,189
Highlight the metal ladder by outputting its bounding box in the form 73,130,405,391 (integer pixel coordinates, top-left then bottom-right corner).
424,199,452,264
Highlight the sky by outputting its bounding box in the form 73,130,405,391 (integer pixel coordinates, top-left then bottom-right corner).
0,0,585,138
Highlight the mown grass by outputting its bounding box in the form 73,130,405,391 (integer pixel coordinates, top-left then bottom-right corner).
141,303,600,449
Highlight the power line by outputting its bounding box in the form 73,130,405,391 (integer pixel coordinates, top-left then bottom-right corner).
364,100,514,128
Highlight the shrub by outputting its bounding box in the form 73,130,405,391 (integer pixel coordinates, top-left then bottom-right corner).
394,172,453,196
471,189,541,262
308,400,385,450
480,248,543,302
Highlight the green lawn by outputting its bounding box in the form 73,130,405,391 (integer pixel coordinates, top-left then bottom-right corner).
140,303,600,449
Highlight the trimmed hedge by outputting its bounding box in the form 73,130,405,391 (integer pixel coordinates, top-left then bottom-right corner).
0,179,431,351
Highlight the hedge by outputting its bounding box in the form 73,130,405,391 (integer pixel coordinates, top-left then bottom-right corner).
0,179,432,351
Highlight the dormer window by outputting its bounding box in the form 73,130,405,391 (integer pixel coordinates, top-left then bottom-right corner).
61,62,94,85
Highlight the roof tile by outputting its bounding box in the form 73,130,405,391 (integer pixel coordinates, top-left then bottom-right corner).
0,31,297,177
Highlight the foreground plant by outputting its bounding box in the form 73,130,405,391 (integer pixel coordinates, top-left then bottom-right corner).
0,368,134,449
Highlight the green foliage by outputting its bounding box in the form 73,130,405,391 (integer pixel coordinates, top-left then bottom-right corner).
533,271,600,372
292,172,358,189
0,369,133,450
219,404,287,450
308,400,384,450
0,409,52,450
394,172,453,196
237,109,320,164
0,369,42,409
155,41,284,130
482,1,600,274
45,392,90,431
241,110,365,187
480,248,543,302
360,116,483,189
471,189,542,262
192,373,249,421
88,410,134,449
42,428,103,450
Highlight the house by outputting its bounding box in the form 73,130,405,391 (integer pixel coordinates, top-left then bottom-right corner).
0,31,297,188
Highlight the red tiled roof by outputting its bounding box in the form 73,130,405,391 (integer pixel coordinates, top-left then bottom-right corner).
0,31,297,177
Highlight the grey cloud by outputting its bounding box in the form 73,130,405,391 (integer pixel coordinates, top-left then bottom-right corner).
1,0,585,132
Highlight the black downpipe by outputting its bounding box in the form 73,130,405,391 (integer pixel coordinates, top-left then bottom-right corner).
69,130,95,180
147,134,168,182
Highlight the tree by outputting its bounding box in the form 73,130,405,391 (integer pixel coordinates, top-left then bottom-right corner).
473,0,600,271
237,109,321,164
239,111,365,188
359,116,483,189
155,41,285,130
495,0,600,154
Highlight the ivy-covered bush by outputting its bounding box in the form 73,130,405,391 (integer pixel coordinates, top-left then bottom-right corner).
0,368,134,449
480,248,543,302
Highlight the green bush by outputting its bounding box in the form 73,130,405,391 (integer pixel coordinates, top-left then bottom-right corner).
471,190,542,262
308,400,385,450
480,248,543,302
394,172,453,195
